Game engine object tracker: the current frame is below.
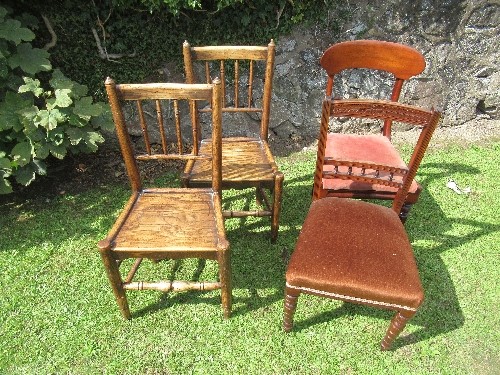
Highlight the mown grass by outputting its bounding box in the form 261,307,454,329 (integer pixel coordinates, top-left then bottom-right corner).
0,142,499,374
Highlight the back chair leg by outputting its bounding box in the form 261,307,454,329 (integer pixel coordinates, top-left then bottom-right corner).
399,202,413,223
98,245,131,320
381,310,416,350
283,288,300,332
271,172,284,243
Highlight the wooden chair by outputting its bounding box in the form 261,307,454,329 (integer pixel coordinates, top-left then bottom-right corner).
284,98,441,350
318,40,427,222
182,40,284,242
99,78,231,319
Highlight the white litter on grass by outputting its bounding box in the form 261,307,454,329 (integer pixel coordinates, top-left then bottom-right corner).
446,179,471,195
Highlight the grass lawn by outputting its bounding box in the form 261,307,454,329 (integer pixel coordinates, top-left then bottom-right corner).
0,141,499,374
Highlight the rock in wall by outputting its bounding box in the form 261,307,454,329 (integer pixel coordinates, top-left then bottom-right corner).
270,0,499,142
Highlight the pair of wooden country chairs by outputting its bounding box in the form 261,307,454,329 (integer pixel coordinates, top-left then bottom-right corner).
100,41,280,321
100,39,440,350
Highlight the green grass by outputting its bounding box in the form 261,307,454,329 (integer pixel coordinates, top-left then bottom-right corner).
1,142,499,374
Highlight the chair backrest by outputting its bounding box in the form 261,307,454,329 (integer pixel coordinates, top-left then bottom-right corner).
313,98,441,214
320,40,425,137
105,77,223,193
183,40,275,140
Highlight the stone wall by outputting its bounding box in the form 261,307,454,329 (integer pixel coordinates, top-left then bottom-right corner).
269,0,499,143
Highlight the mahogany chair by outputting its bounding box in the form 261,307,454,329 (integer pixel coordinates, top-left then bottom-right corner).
99,78,231,319
284,98,441,350
182,40,283,242
318,40,427,222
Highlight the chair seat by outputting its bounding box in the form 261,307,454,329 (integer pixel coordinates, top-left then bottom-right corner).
188,137,276,185
286,197,424,310
322,133,420,196
112,188,220,254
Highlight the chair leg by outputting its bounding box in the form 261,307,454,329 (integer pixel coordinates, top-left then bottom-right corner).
283,287,300,332
399,202,413,223
271,172,284,243
380,310,415,350
98,246,131,319
218,248,232,319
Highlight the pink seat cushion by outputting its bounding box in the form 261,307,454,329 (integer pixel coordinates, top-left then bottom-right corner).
286,197,424,310
323,133,420,194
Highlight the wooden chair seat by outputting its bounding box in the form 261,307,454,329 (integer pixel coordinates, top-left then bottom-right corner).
187,137,276,185
320,133,421,199
111,189,221,256
286,197,424,310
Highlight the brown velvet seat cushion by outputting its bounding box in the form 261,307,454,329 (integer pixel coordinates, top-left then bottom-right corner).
286,197,424,310
322,133,420,195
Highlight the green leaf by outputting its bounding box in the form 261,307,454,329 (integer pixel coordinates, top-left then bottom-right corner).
0,155,11,171
0,177,12,194
0,6,8,20
73,96,104,119
49,142,67,159
36,108,66,130
19,76,44,97
47,89,73,109
0,58,8,78
90,103,114,131
11,141,33,167
49,69,88,97
66,127,84,145
15,164,36,186
8,43,51,75
0,19,35,44
0,91,33,131
82,131,104,152
34,142,50,159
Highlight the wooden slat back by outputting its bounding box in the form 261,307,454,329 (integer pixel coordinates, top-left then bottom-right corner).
105,77,223,193
183,40,275,140
313,98,441,214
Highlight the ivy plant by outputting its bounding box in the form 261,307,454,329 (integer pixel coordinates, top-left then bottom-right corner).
0,6,112,194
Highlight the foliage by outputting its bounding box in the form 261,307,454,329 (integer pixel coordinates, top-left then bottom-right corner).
4,0,348,103
0,6,112,194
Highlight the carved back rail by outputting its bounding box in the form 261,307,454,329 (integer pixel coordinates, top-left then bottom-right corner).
183,40,275,140
105,78,222,193
313,98,441,214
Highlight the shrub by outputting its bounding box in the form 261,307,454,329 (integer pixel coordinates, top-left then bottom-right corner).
0,6,113,194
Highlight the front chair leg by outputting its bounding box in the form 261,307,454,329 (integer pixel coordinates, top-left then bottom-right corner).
380,310,416,350
283,287,300,332
218,247,232,319
98,242,131,320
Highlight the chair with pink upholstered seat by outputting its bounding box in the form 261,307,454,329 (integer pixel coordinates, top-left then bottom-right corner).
283,98,441,350
317,40,427,222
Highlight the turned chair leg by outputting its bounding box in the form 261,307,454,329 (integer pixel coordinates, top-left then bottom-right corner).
380,310,415,350
283,288,300,332
271,172,284,243
218,248,232,319
98,246,131,320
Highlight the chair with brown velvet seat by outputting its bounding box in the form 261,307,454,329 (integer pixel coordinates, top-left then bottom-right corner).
284,98,441,350
318,40,427,222
182,40,283,242
99,78,231,319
